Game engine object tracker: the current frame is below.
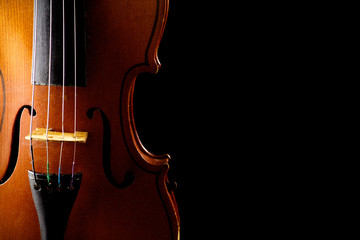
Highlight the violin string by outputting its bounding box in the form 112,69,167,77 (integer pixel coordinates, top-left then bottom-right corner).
29,0,38,186
71,142,76,188
71,0,77,187
45,0,53,185
58,0,66,188
73,0,77,138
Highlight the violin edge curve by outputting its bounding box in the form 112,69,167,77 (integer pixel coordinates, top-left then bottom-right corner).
120,0,172,172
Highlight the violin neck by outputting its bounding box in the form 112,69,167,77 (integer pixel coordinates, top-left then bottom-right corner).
32,0,86,87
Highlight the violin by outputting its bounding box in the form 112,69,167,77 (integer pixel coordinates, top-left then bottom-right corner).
0,0,179,239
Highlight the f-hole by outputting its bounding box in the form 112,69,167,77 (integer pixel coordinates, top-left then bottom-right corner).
87,108,134,188
0,70,5,133
0,106,36,185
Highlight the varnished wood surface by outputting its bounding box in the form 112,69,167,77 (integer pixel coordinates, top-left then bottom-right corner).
0,0,179,239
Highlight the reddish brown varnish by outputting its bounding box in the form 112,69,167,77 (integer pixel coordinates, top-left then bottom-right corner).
0,0,179,239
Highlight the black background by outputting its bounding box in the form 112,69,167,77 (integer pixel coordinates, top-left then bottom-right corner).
133,0,248,237
133,0,195,238
134,1,247,238
133,1,351,238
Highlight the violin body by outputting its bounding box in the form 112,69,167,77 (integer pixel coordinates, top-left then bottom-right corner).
0,0,179,239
